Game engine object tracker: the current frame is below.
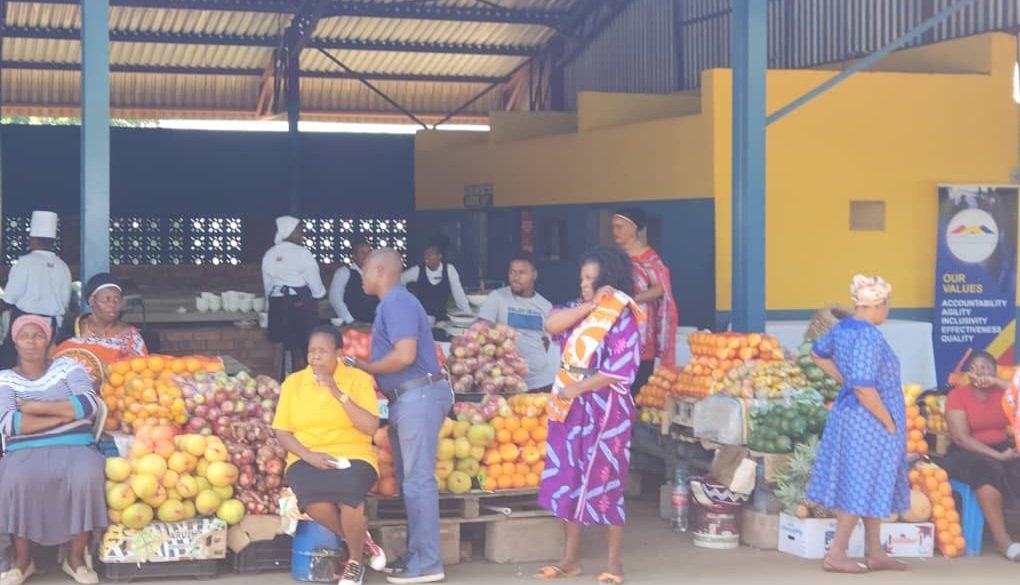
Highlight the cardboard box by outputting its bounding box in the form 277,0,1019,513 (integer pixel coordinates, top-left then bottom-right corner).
879,522,935,558
778,514,864,559
100,519,228,563
227,514,285,554
740,509,779,550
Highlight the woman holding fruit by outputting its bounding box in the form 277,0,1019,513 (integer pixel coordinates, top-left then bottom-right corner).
53,273,147,387
536,247,641,585
272,325,385,585
807,275,910,573
0,315,106,585
944,350,1020,560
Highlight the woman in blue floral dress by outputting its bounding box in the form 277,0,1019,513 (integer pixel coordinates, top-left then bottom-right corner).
807,275,910,573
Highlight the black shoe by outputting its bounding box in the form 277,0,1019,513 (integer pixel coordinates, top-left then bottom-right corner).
338,561,366,585
383,557,407,576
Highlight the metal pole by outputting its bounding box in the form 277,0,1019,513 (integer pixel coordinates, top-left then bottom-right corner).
767,0,977,125
315,48,429,129
287,46,301,215
730,0,767,332
80,0,110,285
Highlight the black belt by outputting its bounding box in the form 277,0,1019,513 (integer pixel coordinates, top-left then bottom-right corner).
385,372,449,402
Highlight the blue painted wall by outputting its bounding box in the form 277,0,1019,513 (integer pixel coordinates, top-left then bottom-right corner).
2,125,414,217
414,198,716,329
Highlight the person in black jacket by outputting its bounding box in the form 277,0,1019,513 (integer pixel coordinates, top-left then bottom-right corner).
329,238,380,325
400,237,470,322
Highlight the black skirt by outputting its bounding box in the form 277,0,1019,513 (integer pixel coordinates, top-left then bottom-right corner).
943,442,1020,502
285,459,378,510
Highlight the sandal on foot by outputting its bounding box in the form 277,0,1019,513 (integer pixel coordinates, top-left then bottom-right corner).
62,561,98,585
822,556,867,574
865,558,907,572
597,573,624,585
534,566,582,580
1005,542,1020,561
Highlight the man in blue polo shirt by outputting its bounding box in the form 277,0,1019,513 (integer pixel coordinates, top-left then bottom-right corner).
350,248,452,584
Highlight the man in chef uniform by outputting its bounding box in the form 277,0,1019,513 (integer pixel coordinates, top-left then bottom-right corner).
0,210,72,367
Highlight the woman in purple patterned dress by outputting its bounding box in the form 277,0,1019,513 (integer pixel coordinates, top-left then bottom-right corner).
535,247,641,585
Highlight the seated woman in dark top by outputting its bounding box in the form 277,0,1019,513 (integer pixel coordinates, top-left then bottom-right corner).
944,350,1020,561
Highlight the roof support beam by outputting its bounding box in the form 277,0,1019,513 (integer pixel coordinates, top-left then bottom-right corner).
21,0,567,26
1,25,537,56
0,60,502,83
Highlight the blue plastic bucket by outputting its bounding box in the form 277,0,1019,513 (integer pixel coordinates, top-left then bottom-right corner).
291,521,348,582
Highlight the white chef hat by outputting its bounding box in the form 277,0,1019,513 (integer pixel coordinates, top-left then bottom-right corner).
29,211,58,239
274,215,301,245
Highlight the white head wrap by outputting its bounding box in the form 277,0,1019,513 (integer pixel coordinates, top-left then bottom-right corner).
274,216,301,245
850,274,892,307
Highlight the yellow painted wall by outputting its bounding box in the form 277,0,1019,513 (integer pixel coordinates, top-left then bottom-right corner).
414,91,715,209
712,33,1018,311
415,33,1018,313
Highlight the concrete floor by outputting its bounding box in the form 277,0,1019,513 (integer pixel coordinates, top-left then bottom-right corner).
25,497,1020,585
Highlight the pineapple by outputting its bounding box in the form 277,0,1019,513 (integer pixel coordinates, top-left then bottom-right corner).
773,436,821,516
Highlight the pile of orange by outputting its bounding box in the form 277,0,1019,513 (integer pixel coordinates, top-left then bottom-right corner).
369,428,399,497
905,405,929,455
670,332,784,398
508,393,548,418
909,463,965,558
101,354,224,433
481,414,547,491
635,383,669,409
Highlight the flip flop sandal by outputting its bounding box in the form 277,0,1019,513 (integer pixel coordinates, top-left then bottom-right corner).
822,557,867,574
534,566,582,580
1005,542,1020,561
865,558,907,572
597,572,624,585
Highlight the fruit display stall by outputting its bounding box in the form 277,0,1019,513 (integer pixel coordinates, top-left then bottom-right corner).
634,328,960,559
86,320,559,581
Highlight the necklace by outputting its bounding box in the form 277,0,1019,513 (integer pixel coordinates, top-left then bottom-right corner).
86,317,116,338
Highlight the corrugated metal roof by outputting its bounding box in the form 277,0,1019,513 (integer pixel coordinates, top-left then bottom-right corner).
2,0,583,122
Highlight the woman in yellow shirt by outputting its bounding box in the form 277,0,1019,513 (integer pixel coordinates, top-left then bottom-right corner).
273,325,382,585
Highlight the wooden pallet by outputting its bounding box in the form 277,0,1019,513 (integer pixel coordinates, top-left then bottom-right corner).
366,489,549,527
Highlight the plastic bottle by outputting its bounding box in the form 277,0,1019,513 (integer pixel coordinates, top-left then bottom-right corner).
671,462,689,533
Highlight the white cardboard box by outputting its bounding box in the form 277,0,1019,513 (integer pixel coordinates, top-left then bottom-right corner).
778,514,864,559
879,522,935,558
778,514,935,559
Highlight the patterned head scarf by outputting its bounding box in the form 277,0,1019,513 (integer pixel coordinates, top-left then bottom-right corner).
850,274,892,307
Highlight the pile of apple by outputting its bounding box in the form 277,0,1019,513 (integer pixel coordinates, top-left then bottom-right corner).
176,371,281,437
218,419,288,516
104,425,244,530
435,416,497,494
447,322,529,394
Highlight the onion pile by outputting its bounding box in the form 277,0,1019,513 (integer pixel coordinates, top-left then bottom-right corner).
219,420,287,516
176,371,281,437
447,322,529,394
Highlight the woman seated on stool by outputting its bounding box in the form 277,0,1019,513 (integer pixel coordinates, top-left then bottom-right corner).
944,350,1020,561
0,315,107,585
272,325,385,585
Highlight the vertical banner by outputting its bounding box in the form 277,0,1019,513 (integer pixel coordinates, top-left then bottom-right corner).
934,185,1018,384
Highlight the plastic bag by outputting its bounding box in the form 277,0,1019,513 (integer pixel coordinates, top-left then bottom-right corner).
693,394,747,445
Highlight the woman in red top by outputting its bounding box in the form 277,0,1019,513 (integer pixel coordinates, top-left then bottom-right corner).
944,350,1020,560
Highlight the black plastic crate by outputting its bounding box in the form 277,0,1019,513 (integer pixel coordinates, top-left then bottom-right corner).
102,559,219,582
227,534,293,574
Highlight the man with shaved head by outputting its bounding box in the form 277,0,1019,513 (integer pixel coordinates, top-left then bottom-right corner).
351,248,452,584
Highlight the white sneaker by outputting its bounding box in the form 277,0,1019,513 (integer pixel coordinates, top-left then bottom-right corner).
338,561,366,585
363,531,387,571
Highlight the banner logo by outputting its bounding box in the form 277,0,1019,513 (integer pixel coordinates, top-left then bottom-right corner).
946,209,998,263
